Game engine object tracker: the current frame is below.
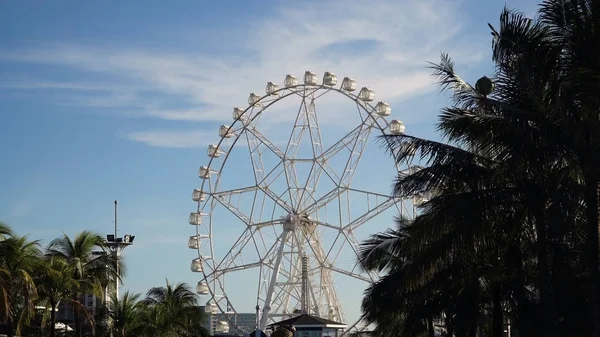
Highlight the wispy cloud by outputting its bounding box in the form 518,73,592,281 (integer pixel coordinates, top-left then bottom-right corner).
0,0,488,148
126,130,217,148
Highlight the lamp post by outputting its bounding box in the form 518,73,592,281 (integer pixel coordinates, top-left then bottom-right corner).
104,200,135,301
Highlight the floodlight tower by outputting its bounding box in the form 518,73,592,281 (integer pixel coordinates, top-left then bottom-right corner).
104,200,135,300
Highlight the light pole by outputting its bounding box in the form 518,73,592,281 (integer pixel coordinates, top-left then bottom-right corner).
104,200,135,301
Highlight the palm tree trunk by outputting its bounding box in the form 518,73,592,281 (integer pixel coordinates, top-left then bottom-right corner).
532,207,558,337
427,316,435,337
467,309,477,337
50,300,56,337
455,316,467,337
492,289,503,337
445,314,454,337
6,319,13,337
584,179,600,337
514,279,530,337
74,301,82,337
511,228,532,337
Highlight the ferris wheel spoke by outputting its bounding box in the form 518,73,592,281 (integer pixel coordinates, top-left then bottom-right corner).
304,95,324,158
256,161,286,188
283,163,301,210
301,187,342,217
307,223,375,281
258,186,293,213
316,222,377,282
319,124,363,162
212,227,261,272
246,131,268,188
245,126,285,159
283,97,308,159
313,131,360,188
339,126,376,188
341,230,379,279
255,229,284,263
212,186,260,225
298,223,373,298
319,229,347,264
298,95,325,209
211,261,262,278
248,219,283,229
314,160,342,187
309,219,344,231
281,92,327,210
297,160,324,211
326,265,371,283
343,196,397,232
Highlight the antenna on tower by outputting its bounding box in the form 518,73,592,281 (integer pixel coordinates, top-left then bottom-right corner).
114,200,118,240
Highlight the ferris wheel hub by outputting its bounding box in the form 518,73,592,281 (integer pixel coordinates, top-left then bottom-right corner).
282,213,313,232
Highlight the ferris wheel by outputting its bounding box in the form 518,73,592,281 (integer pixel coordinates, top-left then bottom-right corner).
188,71,418,335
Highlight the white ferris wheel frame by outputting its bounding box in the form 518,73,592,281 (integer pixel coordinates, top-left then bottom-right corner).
188,72,418,335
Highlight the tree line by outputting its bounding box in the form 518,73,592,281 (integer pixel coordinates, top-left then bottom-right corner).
0,223,208,337
359,1,600,336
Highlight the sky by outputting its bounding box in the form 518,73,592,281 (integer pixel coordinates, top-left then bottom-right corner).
0,0,540,328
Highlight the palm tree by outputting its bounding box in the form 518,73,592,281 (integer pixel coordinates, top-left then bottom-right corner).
137,280,209,337
0,222,14,326
106,291,143,337
0,234,42,337
34,256,87,337
0,222,12,239
530,1,600,333
481,1,600,333
360,1,599,335
47,231,120,337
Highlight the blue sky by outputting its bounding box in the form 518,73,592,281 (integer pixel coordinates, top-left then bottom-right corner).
1,0,539,327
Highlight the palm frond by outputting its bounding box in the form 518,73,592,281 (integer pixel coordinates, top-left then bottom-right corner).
359,216,411,272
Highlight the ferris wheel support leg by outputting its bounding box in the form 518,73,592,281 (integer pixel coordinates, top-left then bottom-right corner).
259,229,291,330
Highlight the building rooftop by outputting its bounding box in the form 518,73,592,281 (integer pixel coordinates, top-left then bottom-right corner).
267,314,347,329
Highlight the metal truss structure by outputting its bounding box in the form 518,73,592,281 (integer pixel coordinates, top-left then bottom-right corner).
188,71,418,335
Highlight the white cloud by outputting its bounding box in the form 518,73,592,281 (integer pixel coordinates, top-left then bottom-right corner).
126,130,217,148
0,0,488,148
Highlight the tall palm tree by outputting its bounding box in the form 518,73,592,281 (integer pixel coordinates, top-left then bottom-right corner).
34,256,87,337
47,231,120,337
0,222,14,326
484,1,600,334
106,291,143,337
360,1,599,335
137,280,209,337
0,234,42,337
533,1,600,333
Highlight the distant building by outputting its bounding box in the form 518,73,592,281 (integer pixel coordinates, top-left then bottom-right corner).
267,314,347,337
200,308,258,336
56,292,104,322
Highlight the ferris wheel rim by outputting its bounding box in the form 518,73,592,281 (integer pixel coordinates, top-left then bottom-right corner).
190,73,410,334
